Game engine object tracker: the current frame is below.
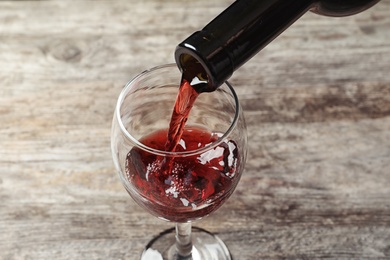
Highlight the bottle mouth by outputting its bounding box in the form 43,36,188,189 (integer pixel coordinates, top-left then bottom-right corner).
175,51,216,93
174,31,235,91
116,63,240,157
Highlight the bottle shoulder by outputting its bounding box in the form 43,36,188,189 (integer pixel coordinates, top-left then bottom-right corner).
311,0,380,17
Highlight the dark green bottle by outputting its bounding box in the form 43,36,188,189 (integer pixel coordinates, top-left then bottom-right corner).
175,0,380,92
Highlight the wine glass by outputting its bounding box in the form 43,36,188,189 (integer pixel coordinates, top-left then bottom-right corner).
111,64,247,259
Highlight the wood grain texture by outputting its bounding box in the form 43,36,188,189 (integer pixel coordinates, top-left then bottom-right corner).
1,0,389,259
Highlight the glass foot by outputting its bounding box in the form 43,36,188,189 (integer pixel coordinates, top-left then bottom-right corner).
141,227,232,260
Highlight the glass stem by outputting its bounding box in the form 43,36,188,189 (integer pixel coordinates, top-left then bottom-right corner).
175,222,193,258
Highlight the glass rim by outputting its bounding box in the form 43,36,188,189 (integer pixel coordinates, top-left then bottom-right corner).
116,63,240,157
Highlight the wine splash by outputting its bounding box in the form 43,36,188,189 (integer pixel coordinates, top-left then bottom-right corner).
125,126,239,222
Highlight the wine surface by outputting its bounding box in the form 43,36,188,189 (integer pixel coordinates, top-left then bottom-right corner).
125,126,240,222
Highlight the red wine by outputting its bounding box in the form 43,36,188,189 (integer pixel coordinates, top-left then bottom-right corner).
165,78,199,152
125,126,240,222
125,65,239,222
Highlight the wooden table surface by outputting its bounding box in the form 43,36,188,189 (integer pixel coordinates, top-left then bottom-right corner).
1,0,389,259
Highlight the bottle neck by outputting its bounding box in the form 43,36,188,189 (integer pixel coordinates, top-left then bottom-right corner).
175,0,314,91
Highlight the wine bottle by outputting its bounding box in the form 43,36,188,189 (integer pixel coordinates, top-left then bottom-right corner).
175,0,380,92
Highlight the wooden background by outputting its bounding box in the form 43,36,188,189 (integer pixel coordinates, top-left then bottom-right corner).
1,0,389,259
